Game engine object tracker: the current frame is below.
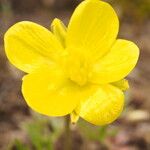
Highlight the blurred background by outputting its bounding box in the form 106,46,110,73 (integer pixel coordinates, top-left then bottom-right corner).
0,0,150,150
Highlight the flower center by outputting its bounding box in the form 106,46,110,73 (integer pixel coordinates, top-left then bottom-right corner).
66,53,90,86
69,63,88,86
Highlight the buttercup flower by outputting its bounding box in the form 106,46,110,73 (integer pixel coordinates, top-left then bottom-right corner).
4,0,139,125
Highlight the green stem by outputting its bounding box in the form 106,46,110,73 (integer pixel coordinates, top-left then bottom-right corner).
64,115,72,150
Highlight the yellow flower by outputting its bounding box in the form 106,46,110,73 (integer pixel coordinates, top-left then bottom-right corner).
4,0,139,126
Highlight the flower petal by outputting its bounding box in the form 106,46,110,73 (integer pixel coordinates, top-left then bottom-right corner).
4,21,64,73
112,79,129,91
22,65,99,116
76,84,124,126
51,18,67,48
66,0,119,61
89,39,139,84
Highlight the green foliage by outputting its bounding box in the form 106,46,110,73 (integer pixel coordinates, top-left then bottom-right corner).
8,115,119,150
26,118,53,150
7,114,66,150
8,140,29,150
8,116,55,150
78,120,118,142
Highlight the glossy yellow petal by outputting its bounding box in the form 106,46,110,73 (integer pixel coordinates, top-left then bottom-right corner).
51,18,67,48
22,65,99,116
76,84,124,126
66,0,119,61
89,39,139,84
112,79,129,91
5,21,64,73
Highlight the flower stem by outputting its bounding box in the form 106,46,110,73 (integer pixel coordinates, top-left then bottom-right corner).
64,115,72,150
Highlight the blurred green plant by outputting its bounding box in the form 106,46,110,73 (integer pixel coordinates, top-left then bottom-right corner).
8,115,65,150
26,115,67,150
26,118,53,150
78,120,118,143
8,115,119,150
8,140,30,150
